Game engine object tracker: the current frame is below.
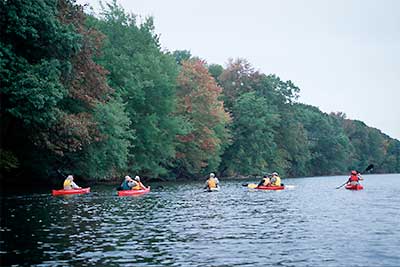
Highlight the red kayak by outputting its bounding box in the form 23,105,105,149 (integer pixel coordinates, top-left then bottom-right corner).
117,187,150,196
52,187,90,196
256,185,285,190
345,184,364,190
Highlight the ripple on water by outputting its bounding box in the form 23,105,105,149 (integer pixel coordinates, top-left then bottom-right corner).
1,174,400,266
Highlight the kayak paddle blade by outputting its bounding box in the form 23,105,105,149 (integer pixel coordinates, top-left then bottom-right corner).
365,164,374,172
247,183,258,189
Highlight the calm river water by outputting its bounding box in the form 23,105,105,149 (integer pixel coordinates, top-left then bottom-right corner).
1,174,400,266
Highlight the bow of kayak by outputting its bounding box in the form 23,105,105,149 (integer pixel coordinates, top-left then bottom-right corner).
117,187,151,196
52,187,90,196
345,184,363,190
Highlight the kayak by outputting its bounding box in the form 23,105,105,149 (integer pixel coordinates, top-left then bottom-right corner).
345,184,364,190
118,187,150,196
246,183,285,190
244,184,285,190
52,187,90,196
205,187,220,192
255,185,285,190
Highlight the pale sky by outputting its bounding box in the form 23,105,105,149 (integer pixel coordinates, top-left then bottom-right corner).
80,0,400,140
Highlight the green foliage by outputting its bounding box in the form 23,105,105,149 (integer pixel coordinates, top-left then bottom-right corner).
218,60,306,177
339,117,398,173
0,0,77,131
4,59,66,126
1,0,119,181
173,50,192,65
1,0,79,179
1,0,398,183
0,0,81,64
207,63,224,82
294,104,352,175
221,92,279,175
256,74,300,104
272,111,311,177
380,140,400,173
76,98,133,179
91,1,182,176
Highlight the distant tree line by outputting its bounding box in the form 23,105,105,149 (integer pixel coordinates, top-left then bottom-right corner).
1,0,399,183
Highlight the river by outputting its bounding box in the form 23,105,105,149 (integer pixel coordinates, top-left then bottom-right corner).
1,174,399,266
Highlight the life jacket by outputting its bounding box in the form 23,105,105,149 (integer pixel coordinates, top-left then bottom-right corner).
271,176,281,186
349,174,359,182
207,178,217,189
132,181,144,190
63,179,72,190
120,180,134,190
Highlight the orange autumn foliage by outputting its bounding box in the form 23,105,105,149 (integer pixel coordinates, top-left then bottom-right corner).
175,59,231,172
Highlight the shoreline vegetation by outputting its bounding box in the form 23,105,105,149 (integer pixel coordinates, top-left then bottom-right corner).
1,0,399,186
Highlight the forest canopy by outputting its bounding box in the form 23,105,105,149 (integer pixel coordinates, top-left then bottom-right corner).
1,0,399,183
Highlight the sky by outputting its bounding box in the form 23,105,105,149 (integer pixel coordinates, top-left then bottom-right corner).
79,0,400,140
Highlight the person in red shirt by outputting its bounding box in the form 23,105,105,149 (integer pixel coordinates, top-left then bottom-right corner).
347,170,363,186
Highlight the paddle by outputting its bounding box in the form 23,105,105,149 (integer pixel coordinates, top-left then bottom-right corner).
335,181,348,190
336,164,374,189
364,164,374,173
242,183,258,189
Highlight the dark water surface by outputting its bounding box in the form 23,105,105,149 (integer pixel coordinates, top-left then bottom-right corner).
1,174,400,266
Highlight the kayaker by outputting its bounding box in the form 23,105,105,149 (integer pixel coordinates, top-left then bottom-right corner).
257,175,271,187
119,176,136,190
347,170,363,186
270,172,281,186
63,175,81,190
131,176,147,190
205,173,219,190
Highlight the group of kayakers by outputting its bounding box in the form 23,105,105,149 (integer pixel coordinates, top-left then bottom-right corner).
257,172,281,187
61,169,363,192
63,175,147,191
202,169,362,190
62,171,283,192
203,171,283,191
119,175,147,190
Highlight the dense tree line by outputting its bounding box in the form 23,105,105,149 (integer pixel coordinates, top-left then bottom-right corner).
1,0,399,184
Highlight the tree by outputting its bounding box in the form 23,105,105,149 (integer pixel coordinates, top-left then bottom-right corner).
340,117,396,173
272,111,311,177
173,50,192,65
207,63,224,83
1,0,84,179
221,92,279,176
294,104,352,176
380,139,400,173
0,0,128,181
91,1,182,177
174,59,231,177
76,98,133,179
218,58,264,110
